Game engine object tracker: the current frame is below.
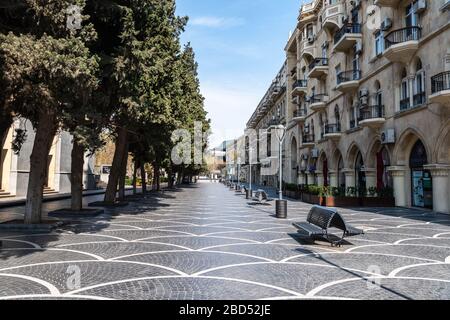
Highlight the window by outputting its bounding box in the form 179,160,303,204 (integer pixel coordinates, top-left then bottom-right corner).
322,45,327,59
413,59,426,105
406,1,419,28
400,69,410,110
375,31,384,56
306,24,314,38
352,48,360,71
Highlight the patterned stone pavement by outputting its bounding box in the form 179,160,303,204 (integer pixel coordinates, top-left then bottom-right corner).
0,182,449,300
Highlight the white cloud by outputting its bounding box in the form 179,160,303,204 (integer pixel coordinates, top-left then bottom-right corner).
200,82,262,148
190,16,245,28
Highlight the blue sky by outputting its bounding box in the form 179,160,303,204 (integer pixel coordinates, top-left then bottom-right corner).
176,0,302,148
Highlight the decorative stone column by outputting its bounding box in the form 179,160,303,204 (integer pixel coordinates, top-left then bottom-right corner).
329,170,338,188
316,171,324,187
364,168,377,195
306,172,314,185
342,168,355,196
424,164,450,214
388,166,407,207
298,173,305,186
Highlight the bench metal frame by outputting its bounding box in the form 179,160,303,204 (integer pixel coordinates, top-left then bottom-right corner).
293,206,364,247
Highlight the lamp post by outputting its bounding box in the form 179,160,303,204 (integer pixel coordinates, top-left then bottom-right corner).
247,146,253,199
270,118,287,219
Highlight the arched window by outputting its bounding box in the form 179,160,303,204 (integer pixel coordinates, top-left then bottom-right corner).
374,80,382,106
414,59,425,105
334,105,341,129
400,68,410,110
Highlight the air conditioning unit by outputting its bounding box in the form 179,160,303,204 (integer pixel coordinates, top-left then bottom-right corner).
342,15,349,24
359,88,369,97
381,18,392,31
381,129,396,144
311,149,319,158
360,96,368,106
351,0,361,9
416,0,427,13
308,35,315,44
355,42,363,54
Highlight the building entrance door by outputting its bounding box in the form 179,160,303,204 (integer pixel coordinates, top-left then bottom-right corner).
410,140,433,209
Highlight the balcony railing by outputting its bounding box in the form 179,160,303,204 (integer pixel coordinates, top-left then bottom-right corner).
309,93,328,104
293,108,307,118
413,92,426,106
385,26,422,49
325,123,341,134
400,97,410,111
431,71,450,94
302,134,315,144
359,105,385,121
308,58,329,71
334,23,361,45
337,70,361,85
292,80,308,90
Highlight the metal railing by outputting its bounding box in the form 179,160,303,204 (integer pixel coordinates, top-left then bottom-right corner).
334,23,361,44
309,58,329,71
337,70,361,85
325,123,341,134
400,98,410,111
359,105,385,121
413,92,426,106
309,93,329,104
385,26,422,49
431,71,450,94
302,134,315,144
292,80,308,90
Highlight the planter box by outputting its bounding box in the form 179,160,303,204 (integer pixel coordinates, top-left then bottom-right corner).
284,190,301,199
301,193,322,205
324,196,361,207
362,197,395,207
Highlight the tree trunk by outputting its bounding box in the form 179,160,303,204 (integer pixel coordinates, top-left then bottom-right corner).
24,111,57,224
70,139,84,211
155,164,161,191
104,126,128,203
167,165,173,189
132,160,138,195
141,163,147,194
118,140,129,201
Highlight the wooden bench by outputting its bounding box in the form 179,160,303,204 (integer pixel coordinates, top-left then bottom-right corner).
293,205,364,247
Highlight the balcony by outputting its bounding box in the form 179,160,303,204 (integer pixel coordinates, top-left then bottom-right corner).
292,108,307,123
309,94,329,112
333,24,362,52
322,2,345,32
308,58,329,79
292,80,308,96
302,134,315,148
430,71,450,106
324,123,342,141
336,70,361,93
358,105,386,129
384,27,421,63
374,0,401,7
400,98,411,111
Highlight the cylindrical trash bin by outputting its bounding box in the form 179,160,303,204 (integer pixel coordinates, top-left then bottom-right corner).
275,200,287,219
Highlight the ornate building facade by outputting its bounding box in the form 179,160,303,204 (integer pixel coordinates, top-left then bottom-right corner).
246,0,450,213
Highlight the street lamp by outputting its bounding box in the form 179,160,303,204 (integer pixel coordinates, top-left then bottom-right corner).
247,146,253,199
269,117,287,219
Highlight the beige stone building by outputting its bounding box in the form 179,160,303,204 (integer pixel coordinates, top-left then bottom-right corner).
246,0,450,213
1,119,96,199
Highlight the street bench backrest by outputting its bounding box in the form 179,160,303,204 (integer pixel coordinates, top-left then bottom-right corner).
330,212,348,231
307,206,336,230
